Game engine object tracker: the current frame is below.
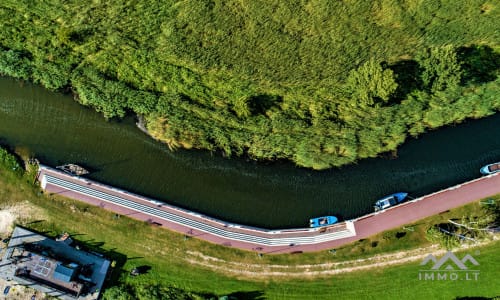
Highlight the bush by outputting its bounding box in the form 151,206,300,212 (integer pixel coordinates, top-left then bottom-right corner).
425,226,460,250
0,147,23,176
0,49,31,79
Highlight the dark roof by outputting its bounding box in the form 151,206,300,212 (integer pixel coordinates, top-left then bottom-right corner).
53,264,76,282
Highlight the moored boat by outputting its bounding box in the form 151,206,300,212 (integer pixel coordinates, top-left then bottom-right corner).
309,216,338,228
374,192,408,212
56,164,89,176
480,162,500,175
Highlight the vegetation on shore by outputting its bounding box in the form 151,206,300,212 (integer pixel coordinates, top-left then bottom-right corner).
0,147,499,299
0,1,499,169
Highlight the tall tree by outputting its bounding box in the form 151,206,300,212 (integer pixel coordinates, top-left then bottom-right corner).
417,45,462,92
345,59,398,106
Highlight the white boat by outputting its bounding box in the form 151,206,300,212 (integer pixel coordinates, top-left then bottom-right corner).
374,192,408,211
56,164,89,176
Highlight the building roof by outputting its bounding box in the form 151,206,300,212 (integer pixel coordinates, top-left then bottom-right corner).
53,264,76,282
0,226,111,300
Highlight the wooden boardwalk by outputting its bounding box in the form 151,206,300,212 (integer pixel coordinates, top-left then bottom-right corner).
37,165,500,254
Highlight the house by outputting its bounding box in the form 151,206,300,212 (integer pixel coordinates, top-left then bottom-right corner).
0,227,110,299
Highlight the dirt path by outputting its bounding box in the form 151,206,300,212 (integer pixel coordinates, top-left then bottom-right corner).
183,238,497,278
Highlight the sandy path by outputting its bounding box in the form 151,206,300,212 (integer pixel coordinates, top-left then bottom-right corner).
183,238,497,278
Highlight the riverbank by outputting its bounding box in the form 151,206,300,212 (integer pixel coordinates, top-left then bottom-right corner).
2,76,500,228
1,152,499,298
134,114,150,137
37,164,500,253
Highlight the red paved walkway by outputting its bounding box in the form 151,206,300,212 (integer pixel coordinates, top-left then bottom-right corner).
293,173,500,253
37,165,499,254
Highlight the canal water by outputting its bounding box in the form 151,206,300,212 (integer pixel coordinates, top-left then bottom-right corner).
1,76,499,228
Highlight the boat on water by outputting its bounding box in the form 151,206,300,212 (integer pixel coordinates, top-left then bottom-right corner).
374,192,408,212
480,162,500,175
56,164,89,176
309,216,338,228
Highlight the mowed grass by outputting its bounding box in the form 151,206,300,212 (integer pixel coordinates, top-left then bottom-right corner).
264,241,500,300
0,162,499,299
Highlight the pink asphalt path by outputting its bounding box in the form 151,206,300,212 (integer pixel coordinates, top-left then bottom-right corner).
292,173,500,253
38,166,355,253
38,166,500,254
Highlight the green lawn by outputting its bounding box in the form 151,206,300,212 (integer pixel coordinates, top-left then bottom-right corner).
264,241,500,300
0,152,499,299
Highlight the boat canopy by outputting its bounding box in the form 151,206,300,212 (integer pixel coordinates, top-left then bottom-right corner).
309,216,338,228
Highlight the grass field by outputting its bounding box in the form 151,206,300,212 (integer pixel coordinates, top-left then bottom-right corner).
0,154,499,299
262,242,500,300
1,1,499,169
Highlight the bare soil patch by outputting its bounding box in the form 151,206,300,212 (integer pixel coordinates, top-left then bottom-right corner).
0,203,44,236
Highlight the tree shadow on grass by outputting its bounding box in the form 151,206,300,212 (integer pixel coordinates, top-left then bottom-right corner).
248,94,283,116
130,265,151,275
458,45,500,85
395,232,407,239
454,297,500,300
388,59,423,104
25,220,45,225
224,291,266,300
80,239,105,248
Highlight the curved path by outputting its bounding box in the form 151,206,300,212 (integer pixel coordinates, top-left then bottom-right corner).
37,165,499,254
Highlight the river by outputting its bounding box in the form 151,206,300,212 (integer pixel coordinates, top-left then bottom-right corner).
1,76,499,228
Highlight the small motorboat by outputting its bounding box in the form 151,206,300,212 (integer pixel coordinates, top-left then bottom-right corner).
374,192,408,211
480,162,500,175
309,216,338,228
56,164,89,176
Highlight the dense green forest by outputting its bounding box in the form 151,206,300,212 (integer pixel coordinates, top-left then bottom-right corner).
0,0,499,169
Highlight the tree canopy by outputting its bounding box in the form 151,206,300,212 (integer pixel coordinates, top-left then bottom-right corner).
345,59,398,106
0,0,499,169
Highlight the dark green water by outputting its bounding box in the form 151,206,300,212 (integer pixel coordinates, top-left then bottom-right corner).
1,77,499,228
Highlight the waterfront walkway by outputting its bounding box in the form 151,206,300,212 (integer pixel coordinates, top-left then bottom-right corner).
37,165,500,254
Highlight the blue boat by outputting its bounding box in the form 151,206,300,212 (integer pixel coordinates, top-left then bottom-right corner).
374,192,408,211
309,216,338,228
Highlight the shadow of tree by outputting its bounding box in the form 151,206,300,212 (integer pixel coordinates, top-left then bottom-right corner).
388,59,423,103
454,297,500,300
458,45,500,85
248,94,283,115
395,232,407,239
132,265,152,275
25,220,45,225
225,290,266,300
